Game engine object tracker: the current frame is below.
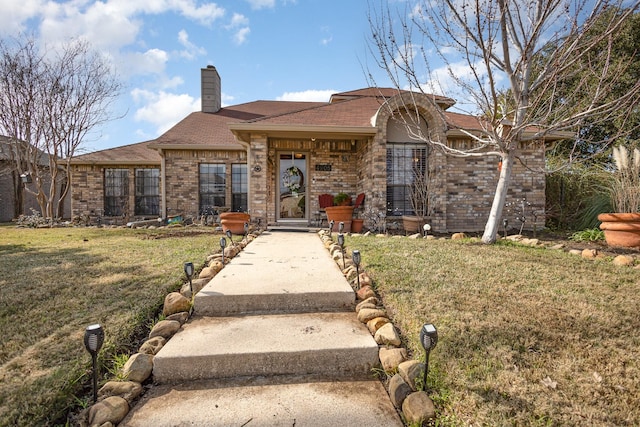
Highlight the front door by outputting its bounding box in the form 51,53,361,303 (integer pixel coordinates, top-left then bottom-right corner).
278,152,307,222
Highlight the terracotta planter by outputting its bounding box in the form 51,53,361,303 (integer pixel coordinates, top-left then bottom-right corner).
325,206,354,232
598,213,640,248
351,218,364,233
220,212,251,234
402,215,428,234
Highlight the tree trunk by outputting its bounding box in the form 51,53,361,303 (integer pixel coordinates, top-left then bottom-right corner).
482,151,515,243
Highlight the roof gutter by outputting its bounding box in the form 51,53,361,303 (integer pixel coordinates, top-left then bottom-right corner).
228,123,377,144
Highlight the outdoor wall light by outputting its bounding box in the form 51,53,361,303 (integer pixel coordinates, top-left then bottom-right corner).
352,250,361,289
20,172,32,184
83,324,104,403
419,323,438,392
423,223,431,238
220,237,227,264
184,262,194,295
337,233,345,269
339,221,345,234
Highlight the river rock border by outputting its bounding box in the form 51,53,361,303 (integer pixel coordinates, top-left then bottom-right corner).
79,229,263,427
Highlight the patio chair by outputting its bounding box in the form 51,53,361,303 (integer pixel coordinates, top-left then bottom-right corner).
353,192,365,216
316,193,334,226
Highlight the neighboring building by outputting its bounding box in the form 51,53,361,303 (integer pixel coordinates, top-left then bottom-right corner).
0,137,70,222
70,66,547,232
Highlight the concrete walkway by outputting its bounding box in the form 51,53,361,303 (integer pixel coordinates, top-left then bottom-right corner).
120,231,403,426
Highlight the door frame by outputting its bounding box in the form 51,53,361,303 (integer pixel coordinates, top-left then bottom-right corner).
276,151,309,223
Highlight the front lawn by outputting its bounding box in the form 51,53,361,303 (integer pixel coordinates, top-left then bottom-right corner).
0,225,216,426
348,235,640,426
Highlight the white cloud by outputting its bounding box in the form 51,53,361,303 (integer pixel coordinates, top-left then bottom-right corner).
233,27,251,45
131,88,200,135
0,0,46,35
245,0,276,10
177,29,207,59
229,13,249,27
276,90,335,102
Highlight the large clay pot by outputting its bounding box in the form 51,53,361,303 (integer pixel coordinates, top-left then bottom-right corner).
402,215,428,234
220,212,251,234
598,213,640,248
325,206,354,232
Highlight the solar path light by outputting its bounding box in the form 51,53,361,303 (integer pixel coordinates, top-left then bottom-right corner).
423,223,431,238
352,250,361,289
337,233,345,269
419,323,438,392
220,237,227,264
226,229,233,244
244,222,249,237
329,220,335,236
339,221,344,234
184,262,194,295
83,324,105,403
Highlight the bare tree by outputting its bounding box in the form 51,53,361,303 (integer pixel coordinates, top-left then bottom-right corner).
0,35,122,221
368,0,640,243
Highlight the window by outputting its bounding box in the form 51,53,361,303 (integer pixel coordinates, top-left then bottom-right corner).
386,143,427,216
199,164,226,212
104,169,129,217
231,164,248,212
135,168,159,216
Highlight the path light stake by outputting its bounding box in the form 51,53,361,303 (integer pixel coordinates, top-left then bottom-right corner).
502,218,508,239
339,221,344,234
352,250,361,289
244,222,249,238
420,323,438,392
226,229,233,245
337,233,345,269
184,262,194,295
83,324,104,403
423,223,431,238
220,237,227,264
329,220,335,237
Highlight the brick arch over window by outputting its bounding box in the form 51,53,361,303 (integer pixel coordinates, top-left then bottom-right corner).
372,92,447,143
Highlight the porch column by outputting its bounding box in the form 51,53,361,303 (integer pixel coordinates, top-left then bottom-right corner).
249,134,268,226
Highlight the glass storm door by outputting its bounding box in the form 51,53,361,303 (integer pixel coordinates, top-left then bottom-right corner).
279,152,307,221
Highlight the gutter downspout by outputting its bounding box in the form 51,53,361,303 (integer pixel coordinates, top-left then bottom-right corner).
160,149,167,219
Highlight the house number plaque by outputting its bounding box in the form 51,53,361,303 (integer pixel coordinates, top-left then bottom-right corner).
315,164,332,171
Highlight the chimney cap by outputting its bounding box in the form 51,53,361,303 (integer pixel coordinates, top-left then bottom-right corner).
206,65,215,69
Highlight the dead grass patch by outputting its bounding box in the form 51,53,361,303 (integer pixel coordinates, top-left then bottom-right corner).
0,225,218,426
348,236,640,426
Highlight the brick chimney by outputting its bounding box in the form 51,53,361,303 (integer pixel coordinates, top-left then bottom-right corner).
201,65,221,113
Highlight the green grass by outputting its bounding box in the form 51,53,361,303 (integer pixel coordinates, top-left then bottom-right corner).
0,225,218,426
347,235,640,426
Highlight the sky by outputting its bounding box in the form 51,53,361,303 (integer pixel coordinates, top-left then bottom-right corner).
0,0,393,152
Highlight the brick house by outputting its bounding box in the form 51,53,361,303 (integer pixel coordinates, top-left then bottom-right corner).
70,66,547,232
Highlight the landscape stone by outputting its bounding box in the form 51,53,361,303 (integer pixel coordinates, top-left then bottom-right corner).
398,360,425,391
208,260,224,273
613,255,634,266
408,233,421,239
569,249,582,256
98,381,143,404
198,266,215,279
357,308,387,323
379,347,408,372
88,396,129,426
367,317,390,334
138,336,166,355
451,232,467,240
356,285,376,301
581,248,598,259
162,292,191,316
355,297,378,312
122,353,154,383
375,323,402,346
166,311,189,325
402,391,436,425
358,272,372,287
355,302,376,313
549,243,565,250
149,319,181,339
388,373,413,408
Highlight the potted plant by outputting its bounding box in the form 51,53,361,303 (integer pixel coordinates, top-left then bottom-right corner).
402,167,435,234
325,192,354,232
598,145,640,247
220,211,251,234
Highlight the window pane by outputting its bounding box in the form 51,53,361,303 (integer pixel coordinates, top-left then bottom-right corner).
199,164,226,212
104,169,129,216
232,164,247,211
134,168,159,216
386,143,428,216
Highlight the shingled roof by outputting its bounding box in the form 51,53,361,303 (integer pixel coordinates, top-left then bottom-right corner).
70,87,468,164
